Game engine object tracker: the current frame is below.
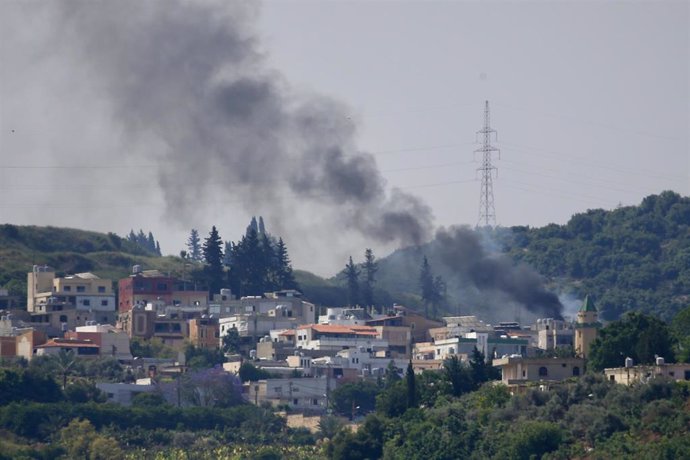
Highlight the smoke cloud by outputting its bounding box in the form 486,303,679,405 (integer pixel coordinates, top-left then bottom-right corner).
435,226,563,319
50,0,432,247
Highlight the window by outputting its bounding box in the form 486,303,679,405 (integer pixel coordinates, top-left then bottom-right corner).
538,367,548,377
59,315,68,322
83,299,90,306
157,283,168,291
573,366,580,377
98,286,106,293
293,398,298,405
610,375,616,381
77,286,86,293
63,286,71,292
101,300,108,306
312,398,318,405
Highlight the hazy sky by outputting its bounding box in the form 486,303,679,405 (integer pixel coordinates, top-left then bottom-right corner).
1,0,688,276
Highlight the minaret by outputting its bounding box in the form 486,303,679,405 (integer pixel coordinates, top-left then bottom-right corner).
575,295,600,358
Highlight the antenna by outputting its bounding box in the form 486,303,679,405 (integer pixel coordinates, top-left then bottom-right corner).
475,100,500,227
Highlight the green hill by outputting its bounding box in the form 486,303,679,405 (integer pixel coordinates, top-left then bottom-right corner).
372,191,690,323
0,224,185,302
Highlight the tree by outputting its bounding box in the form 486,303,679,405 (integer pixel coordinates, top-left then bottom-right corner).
203,226,224,295
469,347,489,388
52,349,78,390
406,361,417,409
419,257,444,318
444,355,473,397
58,418,124,460
344,256,360,307
329,381,379,418
589,312,676,371
222,326,241,354
362,249,378,310
274,238,298,290
187,229,202,262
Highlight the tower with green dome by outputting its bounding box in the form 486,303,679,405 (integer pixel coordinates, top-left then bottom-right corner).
575,295,600,358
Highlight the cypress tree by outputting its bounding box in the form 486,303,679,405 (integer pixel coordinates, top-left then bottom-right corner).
362,248,378,311
187,229,202,262
202,226,224,295
406,361,417,409
344,256,360,307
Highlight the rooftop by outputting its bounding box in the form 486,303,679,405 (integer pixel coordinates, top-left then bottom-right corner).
579,295,598,313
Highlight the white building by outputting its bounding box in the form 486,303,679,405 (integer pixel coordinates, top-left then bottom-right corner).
294,324,388,352
245,377,329,412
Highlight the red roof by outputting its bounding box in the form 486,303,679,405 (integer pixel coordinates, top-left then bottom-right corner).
36,339,100,349
298,324,378,336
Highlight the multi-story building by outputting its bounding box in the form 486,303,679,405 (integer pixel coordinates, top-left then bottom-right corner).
536,318,574,351
366,305,443,343
65,323,132,360
493,356,585,391
189,316,220,349
294,324,388,353
118,267,208,313
27,266,116,317
605,357,690,385
244,377,330,413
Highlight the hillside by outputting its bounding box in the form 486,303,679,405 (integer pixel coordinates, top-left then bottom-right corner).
373,191,690,323
0,225,185,301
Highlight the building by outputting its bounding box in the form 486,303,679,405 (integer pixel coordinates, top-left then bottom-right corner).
189,316,219,349
493,356,585,389
28,266,116,314
210,290,316,324
35,338,100,357
294,324,388,353
318,307,372,326
97,379,157,405
365,305,444,343
432,334,529,361
536,318,574,351
65,323,132,360
574,296,600,358
244,377,330,413
118,268,208,313
604,357,690,385
0,289,20,310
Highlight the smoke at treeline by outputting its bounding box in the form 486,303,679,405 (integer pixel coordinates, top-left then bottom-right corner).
434,226,563,319
50,0,432,248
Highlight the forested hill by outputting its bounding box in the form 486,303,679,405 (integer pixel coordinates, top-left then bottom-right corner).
0,225,182,298
499,191,690,321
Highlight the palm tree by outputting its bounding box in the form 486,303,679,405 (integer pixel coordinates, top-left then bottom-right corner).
52,349,78,389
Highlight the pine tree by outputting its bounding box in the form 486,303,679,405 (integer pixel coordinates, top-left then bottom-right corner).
187,229,202,262
419,257,435,318
258,216,266,235
344,256,360,307
362,248,378,310
275,238,298,290
246,216,258,236
155,241,161,256
147,232,156,252
405,361,417,409
128,229,136,243
203,226,224,295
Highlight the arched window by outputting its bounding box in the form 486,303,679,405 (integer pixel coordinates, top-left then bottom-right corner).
538,366,548,377
573,366,580,377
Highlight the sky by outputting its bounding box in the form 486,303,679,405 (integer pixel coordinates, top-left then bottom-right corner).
1,0,688,276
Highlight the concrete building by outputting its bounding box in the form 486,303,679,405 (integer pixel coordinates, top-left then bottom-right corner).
366,305,443,343
294,324,388,353
118,268,208,313
28,266,116,314
210,290,316,324
318,307,372,326
493,356,585,388
35,338,100,357
536,318,574,351
244,377,329,413
0,289,20,310
97,379,157,405
189,316,220,349
604,357,690,385
65,323,132,360
574,296,600,358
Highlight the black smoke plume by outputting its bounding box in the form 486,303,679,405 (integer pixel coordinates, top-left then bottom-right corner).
52,0,432,247
435,226,563,319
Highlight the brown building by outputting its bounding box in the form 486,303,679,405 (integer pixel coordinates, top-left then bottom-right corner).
118,268,209,313
189,316,220,349
366,305,443,343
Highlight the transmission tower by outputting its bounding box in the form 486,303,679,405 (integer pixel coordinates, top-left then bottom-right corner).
475,100,500,227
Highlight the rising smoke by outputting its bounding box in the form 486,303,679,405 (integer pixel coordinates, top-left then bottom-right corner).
51,0,432,247
434,226,564,319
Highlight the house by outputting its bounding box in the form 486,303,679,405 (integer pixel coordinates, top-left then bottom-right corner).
244,377,330,413
97,378,157,405
366,305,443,343
294,324,387,352
493,356,585,391
118,267,208,313
536,318,574,351
189,316,219,349
64,323,132,360
604,357,690,385
35,338,100,357
28,266,116,316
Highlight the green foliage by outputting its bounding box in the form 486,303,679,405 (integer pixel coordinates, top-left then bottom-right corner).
330,381,379,418
589,312,676,370
58,418,124,460
203,226,225,295
222,326,242,354
0,367,63,404
362,248,378,309
185,344,225,370
502,191,690,321
130,337,176,359
344,256,360,307
239,362,273,382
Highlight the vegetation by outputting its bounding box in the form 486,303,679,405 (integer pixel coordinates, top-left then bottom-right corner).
500,191,690,321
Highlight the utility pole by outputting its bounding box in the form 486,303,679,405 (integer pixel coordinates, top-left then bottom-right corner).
475,100,500,228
